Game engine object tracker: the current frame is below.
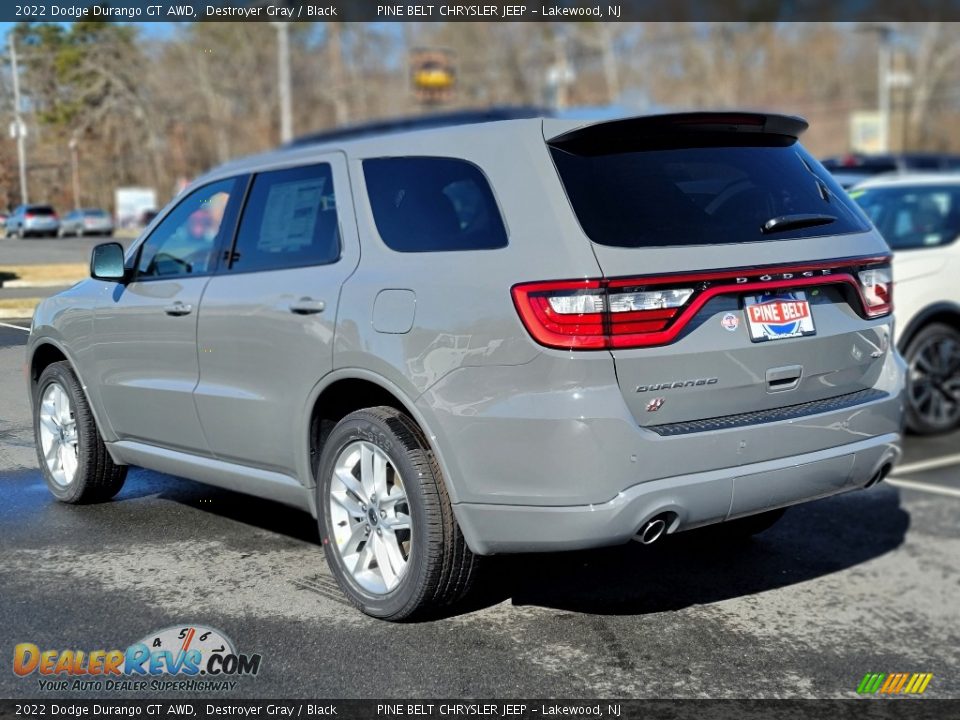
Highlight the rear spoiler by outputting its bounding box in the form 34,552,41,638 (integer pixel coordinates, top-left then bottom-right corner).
547,112,809,153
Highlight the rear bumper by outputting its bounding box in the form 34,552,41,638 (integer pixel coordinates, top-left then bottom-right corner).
455,433,900,554
456,434,900,555
420,344,906,555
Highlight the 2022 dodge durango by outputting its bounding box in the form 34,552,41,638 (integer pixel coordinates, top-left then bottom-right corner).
27,111,905,620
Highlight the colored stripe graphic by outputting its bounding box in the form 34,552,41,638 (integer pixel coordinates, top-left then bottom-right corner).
858,673,933,694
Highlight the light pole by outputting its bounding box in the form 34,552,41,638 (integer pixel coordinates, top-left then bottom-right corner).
272,21,293,144
877,26,893,153
69,136,80,209
9,31,28,205
858,24,895,153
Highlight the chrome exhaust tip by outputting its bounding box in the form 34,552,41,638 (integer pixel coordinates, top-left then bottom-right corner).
866,462,894,488
636,517,667,545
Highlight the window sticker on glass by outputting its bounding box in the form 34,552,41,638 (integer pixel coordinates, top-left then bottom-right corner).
259,178,328,253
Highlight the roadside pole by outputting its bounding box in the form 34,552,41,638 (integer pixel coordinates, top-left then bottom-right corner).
9,31,28,205
272,21,293,144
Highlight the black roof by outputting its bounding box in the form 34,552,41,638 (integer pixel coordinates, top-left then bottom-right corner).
285,106,551,148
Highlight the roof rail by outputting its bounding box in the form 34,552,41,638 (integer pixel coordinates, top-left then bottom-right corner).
285,106,551,148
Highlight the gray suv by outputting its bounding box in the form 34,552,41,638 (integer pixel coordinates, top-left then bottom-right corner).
5,204,60,238
27,112,905,620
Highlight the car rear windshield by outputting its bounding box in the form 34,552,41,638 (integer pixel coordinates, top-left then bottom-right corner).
550,135,870,248
83,209,108,217
28,206,55,215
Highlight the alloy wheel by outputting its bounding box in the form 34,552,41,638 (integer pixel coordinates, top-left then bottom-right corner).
908,333,960,430
38,382,79,486
328,441,411,594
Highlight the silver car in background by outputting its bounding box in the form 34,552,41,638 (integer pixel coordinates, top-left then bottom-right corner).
58,208,115,238
4,204,60,238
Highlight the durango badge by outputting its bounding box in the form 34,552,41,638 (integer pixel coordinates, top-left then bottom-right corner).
637,378,718,393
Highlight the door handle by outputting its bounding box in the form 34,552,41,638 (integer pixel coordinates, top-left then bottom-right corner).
289,298,326,315
766,365,802,392
163,302,193,316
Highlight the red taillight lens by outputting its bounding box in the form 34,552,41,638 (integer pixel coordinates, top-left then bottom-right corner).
857,264,893,317
24,213,34,219
511,280,695,350
513,256,893,351
512,280,607,349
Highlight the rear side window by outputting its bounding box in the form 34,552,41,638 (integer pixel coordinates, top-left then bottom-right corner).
363,157,508,252
230,164,340,273
551,137,870,248
851,185,960,250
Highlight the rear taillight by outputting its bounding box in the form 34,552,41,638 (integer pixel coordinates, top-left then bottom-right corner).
512,256,893,350
24,213,34,219
513,280,607,349
857,264,893,317
512,280,696,350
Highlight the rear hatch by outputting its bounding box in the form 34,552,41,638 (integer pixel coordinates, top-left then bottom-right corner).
539,113,893,429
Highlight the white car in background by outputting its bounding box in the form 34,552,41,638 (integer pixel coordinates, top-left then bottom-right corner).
851,174,960,434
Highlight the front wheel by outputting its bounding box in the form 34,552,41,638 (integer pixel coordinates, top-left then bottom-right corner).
34,361,127,503
904,323,960,435
317,406,477,620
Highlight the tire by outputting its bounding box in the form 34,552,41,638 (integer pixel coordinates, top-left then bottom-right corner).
904,322,960,435
17,227,25,239
317,406,478,620
709,508,786,541
33,361,127,503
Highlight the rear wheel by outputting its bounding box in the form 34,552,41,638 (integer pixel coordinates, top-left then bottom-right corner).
34,361,127,503
318,406,477,620
904,323,960,435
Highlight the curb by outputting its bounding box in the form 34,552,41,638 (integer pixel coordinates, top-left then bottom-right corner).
0,308,35,319
2,279,79,289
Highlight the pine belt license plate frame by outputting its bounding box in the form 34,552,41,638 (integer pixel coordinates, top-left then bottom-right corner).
743,291,816,342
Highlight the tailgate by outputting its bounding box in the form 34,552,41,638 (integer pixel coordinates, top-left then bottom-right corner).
545,112,895,428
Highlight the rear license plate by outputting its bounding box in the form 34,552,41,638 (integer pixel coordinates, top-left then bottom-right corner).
744,291,815,342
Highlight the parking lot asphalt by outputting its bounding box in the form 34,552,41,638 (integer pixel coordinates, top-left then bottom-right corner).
0,234,135,266
1,318,958,699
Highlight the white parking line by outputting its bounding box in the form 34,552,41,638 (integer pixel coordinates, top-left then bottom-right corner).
0,321,29,332
886,478,960,499
891,453,960,476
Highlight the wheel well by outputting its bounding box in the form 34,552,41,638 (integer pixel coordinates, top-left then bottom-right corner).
900,307,960,352
308,378,407,480
29,343,68,390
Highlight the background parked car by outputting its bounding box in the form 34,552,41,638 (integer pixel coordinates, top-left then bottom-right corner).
850,174,960,434
823,153,960,189
4,204,60,238
58,208,115,237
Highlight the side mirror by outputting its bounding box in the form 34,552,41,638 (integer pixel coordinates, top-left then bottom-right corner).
90,242,127,282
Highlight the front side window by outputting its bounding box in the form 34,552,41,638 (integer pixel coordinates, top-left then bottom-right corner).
228,163,340,273
363,157,508,252
851,185,960,250
136,178,238,279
